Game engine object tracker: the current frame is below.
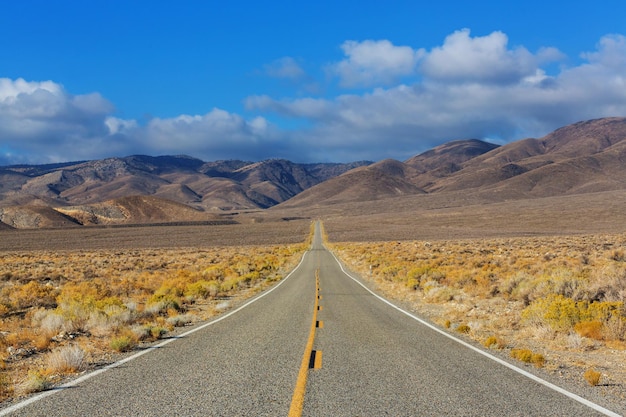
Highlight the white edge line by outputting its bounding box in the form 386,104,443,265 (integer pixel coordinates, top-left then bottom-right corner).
326,248,622,417
0,250,311,416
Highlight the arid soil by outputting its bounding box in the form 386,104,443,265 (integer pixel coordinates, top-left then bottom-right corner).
0,219,311,251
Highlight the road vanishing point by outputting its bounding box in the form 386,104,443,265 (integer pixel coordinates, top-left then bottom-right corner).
1,222,621,416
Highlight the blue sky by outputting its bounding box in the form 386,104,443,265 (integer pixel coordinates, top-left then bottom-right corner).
1,0,626,164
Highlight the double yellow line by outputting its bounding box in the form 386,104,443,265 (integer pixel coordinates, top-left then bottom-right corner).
288,269,322,417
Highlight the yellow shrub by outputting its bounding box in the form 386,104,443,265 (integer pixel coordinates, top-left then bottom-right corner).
220,278,241,292
11,281,58,309
511,348,544,366
574,321,604,340
456,324,471,334
511,348,533,363
584,368,601,386
484,336,498,348
405,278,420,290
185,280,220,299
146,294,181,313
94,296,125,312
379,265,402,281
152,277,188,299
16,370,49,395
58,280,110,304
585,301,624,323
407,266,430,283
202,266,224,280
33,333,52,351
522,294,583,332
531,353,546,367
483,335,505,349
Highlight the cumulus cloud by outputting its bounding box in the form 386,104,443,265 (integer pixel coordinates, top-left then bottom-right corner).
0,78,112,123
329,40,424,87
0,78,116,163
2,30,626,165
420,29,564,85
0,77,297,164
248,33,626,161
135,109,284,160
581,33,626,70
0,78,288,164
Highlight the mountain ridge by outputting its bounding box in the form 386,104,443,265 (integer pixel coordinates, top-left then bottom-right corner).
276,117,626,208
1,116,626,228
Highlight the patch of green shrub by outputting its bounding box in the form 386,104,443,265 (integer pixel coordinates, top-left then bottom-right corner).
110,335,134,352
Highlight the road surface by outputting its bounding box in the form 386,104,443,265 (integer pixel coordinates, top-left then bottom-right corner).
2,222,621,416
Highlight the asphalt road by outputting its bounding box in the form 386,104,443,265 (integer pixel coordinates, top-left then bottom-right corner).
2,222,621,416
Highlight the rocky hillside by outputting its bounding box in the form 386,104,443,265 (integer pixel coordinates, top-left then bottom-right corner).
279,117,626,208
0,156,371,211
2,117,626,228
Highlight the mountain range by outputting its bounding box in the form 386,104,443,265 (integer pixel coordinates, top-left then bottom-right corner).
1,116,625,229
282,117,626,208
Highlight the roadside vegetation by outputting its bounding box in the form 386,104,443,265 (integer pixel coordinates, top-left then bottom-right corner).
329,234,626,390
0,242,307,401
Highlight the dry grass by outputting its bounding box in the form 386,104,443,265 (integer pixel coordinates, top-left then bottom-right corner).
46,345,86,374
0,223,309,403
329,232,626,392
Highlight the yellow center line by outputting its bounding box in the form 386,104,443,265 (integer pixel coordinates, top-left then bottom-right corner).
288,269,321,417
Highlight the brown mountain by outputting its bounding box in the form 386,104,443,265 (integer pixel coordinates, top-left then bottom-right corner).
0,195,219,228
2,117,626,229
432,117,626,198
276,117,626,209
405,139,499,172
0,156,370,211
278,159,425,209
404,139,500,190
0,205,82,229
55,195,217,226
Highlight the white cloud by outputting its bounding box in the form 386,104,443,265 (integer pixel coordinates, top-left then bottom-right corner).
0,78,62,101
330,40,424,87
264,57,306,80
105,117,139,135
2,31,626,165
0,78,295,163
420,29,564,85
581,34,626,70
0,78,112,120
132,109,285,160
0,78,112,135
248,33,626,161
0,78,116,163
